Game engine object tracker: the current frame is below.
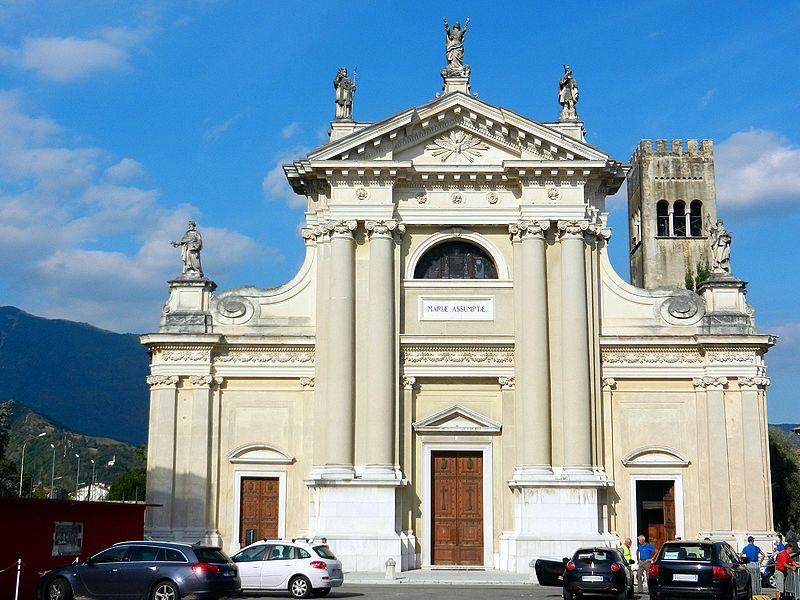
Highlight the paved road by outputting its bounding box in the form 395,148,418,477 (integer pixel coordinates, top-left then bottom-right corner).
239,585,649,599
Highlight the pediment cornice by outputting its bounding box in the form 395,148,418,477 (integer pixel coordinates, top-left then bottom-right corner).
412,404,502,434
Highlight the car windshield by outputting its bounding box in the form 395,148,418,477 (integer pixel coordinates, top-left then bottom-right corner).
574,550,616,562
194,548,229,563
314,545,337,559
660,544,712,561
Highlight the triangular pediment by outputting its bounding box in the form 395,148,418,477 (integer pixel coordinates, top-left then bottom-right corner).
412,404,502,434
307,91,611,165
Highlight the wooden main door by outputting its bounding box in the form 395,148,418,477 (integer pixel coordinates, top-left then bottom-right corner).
431,451,483,565
239,477,279,546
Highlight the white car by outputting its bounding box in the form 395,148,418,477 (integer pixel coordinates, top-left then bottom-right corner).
231,539,344,598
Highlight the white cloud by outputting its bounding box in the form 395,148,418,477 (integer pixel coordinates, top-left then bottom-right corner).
0,92,274,333
262,147,309,208
105,158,144,181
698,88,715,108
203,114,241,143
772,322,800,347
715,129,800,209
281,122,301,139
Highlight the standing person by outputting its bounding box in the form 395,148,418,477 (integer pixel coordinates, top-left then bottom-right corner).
741,536,765,595
775,541,797,600
619,537,633,564
636,534,657,594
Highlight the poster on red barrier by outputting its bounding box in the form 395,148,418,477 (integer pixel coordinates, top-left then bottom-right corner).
52,521,83,557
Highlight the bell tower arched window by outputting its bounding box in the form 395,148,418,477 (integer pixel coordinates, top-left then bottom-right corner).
413,241,498,279
673,200,687,237
656,201,669,237
690,200,703,236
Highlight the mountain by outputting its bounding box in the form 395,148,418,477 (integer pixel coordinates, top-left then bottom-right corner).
0,306,149,443
5,400,142,493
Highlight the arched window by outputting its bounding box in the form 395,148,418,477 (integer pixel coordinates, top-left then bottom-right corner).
414,241,498,279
689,200,703,236
656,201,669,236
673,200,686,237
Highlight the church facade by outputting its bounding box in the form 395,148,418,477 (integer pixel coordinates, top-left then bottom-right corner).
142,37,775,572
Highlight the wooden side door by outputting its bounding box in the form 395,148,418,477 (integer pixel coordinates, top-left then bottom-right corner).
240,477,279,546
431,451,483,565
662,484,676,542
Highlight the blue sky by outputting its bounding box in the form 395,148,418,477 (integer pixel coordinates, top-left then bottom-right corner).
0,1,797,421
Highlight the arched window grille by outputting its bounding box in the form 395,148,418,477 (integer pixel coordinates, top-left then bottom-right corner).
656,201,670,236
689,200,703,236
673,200,687,237
413,241,498,279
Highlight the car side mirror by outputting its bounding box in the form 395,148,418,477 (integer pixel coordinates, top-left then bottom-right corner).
85,557,95,567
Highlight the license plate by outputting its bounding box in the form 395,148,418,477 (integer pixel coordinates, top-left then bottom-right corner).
223,571,235,577
673,573,698,582
332,570,342,577
582,575,603,582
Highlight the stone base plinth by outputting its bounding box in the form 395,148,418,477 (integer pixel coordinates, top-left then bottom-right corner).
304,479,412,571
147,526,222,547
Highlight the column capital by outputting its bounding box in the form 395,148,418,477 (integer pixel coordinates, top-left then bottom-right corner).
693,376,729,390
365,219,405,240
498,376,515,390
401,376,417,390
601,377,617,391
323,219,357,238
508,220,550,241
300,377,316,389
738,376,770,389
188,374,223,388
301,224,326,243
146,375,179,389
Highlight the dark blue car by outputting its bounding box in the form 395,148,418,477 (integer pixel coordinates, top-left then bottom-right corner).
38,541,241,600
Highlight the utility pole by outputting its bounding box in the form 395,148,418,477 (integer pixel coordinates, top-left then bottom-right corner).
18,431,46,497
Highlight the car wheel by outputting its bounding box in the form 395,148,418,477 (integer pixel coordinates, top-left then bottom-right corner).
151,581,180,600
46,578,73,600
768,573,776,588
289,576,311,599
562,591,573,600
312,588,331,598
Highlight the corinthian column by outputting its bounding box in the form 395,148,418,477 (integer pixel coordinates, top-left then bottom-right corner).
363,220,404,477
325,219,357,475
509,220,552,476
557,220,592,468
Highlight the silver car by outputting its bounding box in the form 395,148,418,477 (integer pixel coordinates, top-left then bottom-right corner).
232,539,343,598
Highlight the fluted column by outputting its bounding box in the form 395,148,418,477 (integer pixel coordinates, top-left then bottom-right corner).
145,375,179,533
557,220,592,468
509,220,552,475
325,220,357,474
363,219,404,476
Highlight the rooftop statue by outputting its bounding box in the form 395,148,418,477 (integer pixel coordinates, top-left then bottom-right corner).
171,220,204,277
333,67,356,121
558,65,580,121
708,217,732,273
442,17,470,78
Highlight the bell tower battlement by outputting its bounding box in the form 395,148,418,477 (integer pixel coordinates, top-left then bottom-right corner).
627,138,718,289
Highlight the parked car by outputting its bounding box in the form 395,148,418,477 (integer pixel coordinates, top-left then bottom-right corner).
760,555,776,589
231,538,343,598
535,547,634,599
38,540,241,600
647,540,752,599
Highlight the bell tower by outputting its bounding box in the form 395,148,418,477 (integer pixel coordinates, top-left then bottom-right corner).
627,139,718,289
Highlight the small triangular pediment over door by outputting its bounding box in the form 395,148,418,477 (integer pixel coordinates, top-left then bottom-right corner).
412,404,502,435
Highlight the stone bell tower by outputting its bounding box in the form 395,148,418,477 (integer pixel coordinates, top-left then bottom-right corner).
627,139,718,289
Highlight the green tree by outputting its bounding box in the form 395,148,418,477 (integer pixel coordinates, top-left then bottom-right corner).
107,444,147,501
770,427,800,532
0,402,20,496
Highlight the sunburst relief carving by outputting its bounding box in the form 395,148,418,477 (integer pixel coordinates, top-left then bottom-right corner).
426,130,490,163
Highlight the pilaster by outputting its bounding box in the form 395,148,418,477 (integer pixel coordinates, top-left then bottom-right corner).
738,376,771,531
145,375,178,536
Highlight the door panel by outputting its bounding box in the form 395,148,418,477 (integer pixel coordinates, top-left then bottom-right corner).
431,451,483,565
240,477,279,546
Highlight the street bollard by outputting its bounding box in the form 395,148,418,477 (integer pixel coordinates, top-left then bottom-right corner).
14,559,21,600
385,557,396,581
529,559,537,582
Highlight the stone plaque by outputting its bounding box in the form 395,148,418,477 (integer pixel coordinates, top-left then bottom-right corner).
420,297,494,321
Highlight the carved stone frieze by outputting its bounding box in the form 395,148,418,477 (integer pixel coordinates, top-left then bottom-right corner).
486,191,499,204
704,348,758,365
692,376,729,390
215,346,315,366
299,377,316,389
426,130,490,164
146,375,179,388
508,220,550,241
498,376,515,390
154,347,212,363
403,345,514,365
601,347,703,365
450,191,464,204
738,376,770,389
355,187,369,201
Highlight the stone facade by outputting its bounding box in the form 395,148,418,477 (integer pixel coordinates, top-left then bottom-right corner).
142,63,775,573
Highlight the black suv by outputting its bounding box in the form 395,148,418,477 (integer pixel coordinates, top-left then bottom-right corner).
38,540,241,600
